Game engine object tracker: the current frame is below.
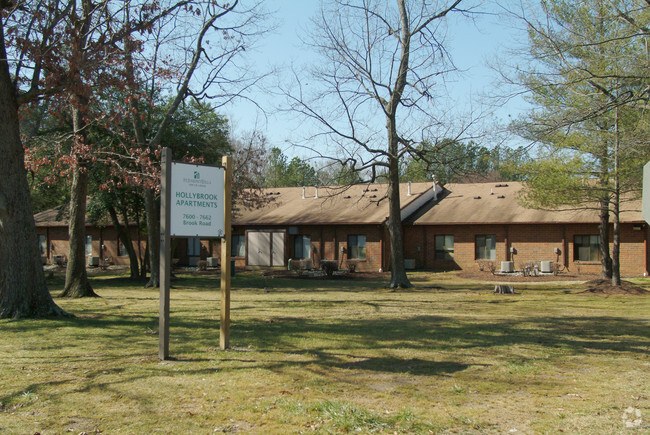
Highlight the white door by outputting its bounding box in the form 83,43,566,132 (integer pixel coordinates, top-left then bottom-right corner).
247,232,271,266
272,232,285,266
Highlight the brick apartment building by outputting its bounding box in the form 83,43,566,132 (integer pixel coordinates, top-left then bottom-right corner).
403,182,648,276
34,181,649,277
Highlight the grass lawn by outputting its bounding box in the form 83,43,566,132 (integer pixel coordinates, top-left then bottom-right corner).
1,271,649,433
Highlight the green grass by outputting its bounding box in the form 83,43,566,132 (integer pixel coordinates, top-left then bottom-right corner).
1,271,649,433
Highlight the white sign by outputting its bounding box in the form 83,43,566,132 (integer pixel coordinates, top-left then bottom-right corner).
641,162,650,224
170,162,225,237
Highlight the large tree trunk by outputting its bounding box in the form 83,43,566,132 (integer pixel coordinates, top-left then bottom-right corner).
144,188,160,288
0,21,66,318
385,120,411,289
386,164,411,289
61,165,97,297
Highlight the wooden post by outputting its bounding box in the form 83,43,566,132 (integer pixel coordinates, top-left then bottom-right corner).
159,147,172,360
220,156,232,350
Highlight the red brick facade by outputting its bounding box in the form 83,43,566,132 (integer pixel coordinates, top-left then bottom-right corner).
404,222,649,277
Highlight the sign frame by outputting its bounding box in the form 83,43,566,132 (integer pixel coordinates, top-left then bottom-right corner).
169,161,226,238
159,148,232,360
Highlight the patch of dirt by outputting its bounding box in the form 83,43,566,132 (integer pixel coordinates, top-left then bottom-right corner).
579,279,649,295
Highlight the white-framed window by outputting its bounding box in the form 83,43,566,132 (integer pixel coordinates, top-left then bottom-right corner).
38,234,47,256
187,237,201,256
348,235,366,259
117,238,128,256
574,235,600,262
231,234,245,257
435,235,454,260
475,235,496,260
85,235,93,256
294,235,311,259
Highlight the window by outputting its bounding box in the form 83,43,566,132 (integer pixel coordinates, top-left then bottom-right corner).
294,235,311,259
475,235,496,260
348,235,366,259
187,237,201,256
231,234,245,257
117,238,128,256
85,235,93,256
38,234,47,256
574,235,601,262
435,235,454,260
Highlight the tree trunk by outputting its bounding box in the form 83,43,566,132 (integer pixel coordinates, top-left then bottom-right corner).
144,188,160,288
611,105,621,286
386,168,411,289
0,21,66,318
598,197,612,280
107,205,140,279
385,120,411,289
61,165,97,297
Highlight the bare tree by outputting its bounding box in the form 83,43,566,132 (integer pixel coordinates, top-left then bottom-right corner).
284,0,472,288
120,0,271,287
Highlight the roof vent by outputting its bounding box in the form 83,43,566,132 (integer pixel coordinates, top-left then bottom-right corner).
370,194,377,198
344,195,351,199
495,183,509,188
498,195,505,199
474,196,481,199
408,182,412,196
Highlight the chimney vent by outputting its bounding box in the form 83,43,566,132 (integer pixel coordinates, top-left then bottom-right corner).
302,186,306,199
314,186,319,199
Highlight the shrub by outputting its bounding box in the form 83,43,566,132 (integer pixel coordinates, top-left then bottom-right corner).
320,260,338,277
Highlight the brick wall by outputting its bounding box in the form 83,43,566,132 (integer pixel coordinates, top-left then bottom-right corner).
226,224,385,272
37,225,146,267
404,222,649,277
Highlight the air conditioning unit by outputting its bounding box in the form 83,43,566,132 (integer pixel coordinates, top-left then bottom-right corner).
540,261,553,273
88,256,99,266
404,259,416,270
501,261,515,273
207,257,219,267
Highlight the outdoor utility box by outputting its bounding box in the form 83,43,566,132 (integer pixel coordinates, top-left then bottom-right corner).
41,256,47,265
540,261,553,273
404,259,416,270
207,257,219,267
501,261,515,273
88,256,99,266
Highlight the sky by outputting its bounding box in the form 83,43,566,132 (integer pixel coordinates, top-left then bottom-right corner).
223,1,531,158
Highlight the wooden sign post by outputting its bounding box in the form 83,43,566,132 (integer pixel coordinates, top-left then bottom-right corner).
159,148,172,360
159,148,231,360
220,156,232,350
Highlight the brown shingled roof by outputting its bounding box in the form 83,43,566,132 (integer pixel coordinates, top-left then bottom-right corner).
412,181,642,225
233,182,437,226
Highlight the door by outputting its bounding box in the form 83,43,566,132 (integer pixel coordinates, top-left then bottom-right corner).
272,232,285,267
246,231,285,267
247,232,271,266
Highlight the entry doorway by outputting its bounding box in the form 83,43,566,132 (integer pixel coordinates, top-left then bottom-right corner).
247,231,285,267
